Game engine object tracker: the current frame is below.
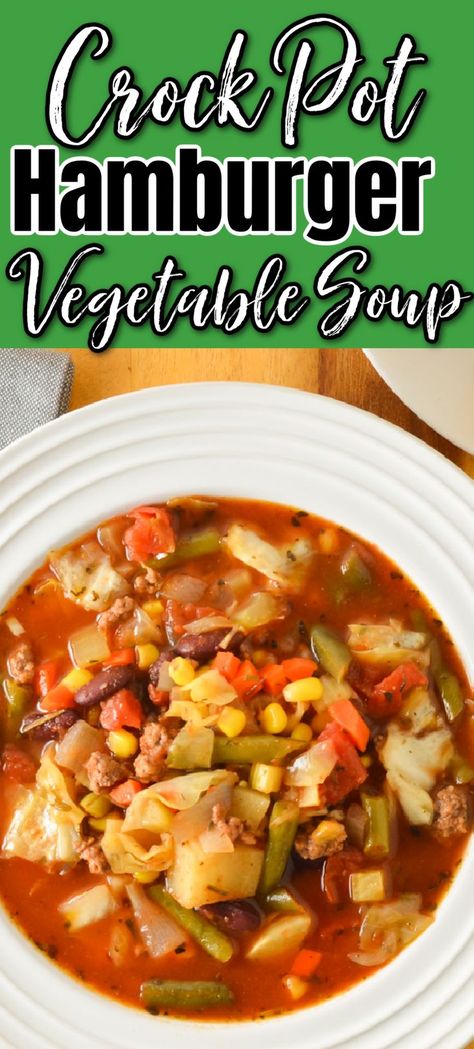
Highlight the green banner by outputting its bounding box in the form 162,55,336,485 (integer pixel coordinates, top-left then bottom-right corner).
2,0,473,349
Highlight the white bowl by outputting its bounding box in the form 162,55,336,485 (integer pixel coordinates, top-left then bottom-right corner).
0,383,472,1049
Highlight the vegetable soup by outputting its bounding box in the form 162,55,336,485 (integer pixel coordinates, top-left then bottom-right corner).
0,497,472,1020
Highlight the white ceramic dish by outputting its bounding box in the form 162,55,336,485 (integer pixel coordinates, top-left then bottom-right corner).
363,348,474,454
0,383,472,1049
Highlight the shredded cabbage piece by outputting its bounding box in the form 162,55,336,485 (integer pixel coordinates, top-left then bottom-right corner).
224,525,313,587
101,818,174,874
381,724,453,825
1,753,84,865
50,542,129,612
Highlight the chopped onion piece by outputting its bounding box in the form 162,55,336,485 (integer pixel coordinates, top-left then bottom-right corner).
126,882,185,958
69,624,110,668
5,617,24,637
59,884,118,931
171,777,236,844
162,574,207,604
155,770,236,811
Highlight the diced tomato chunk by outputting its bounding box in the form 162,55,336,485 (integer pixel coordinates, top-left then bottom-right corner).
260,663,288,696
40,683,75,712
368,661,429,718
34,661,58,698
125,507,175,563
100,689,143,730
213,651,241,681
1,744,36,783
318,721,367,804
104,649,136,667
281,658,318,681
109,779,143,807
233,659,264,699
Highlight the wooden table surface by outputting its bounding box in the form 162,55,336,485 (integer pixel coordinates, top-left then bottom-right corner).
63,347,473,478
51,346,474,1048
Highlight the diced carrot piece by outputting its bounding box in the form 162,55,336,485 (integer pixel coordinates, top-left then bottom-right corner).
233,659,264,699
328,698,370,751
281,658,318,681
290,949,322,978
100,689,143,730
109,779,143,807
105,649,136,667
40,683,75,712
213,651,241,681
260,663,288,696
34,660,59,698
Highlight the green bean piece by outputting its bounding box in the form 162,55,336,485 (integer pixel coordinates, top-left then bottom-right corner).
212,735,304,766
258,800,299,897
141,979,234,1012
449,751,474,784
310,624,351,682
149,529,221,571
415,634,465,723
361,793,390,860
149,886,233,962
434,668,464,722
263,887,302,913
3,679,32,738
340,549,372,592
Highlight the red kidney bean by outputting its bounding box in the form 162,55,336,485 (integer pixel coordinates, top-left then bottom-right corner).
74,665,135,707
20,709,79,741
200,900,261,933
175,629,244,664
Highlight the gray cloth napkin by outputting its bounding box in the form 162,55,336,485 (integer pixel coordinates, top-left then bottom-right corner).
0,348,74,449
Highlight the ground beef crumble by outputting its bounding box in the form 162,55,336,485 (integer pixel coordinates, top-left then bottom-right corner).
76,837,109,874
86,751,127,793
432,785,470,838
97,596,136,633
211,803,257,845
294,821,347,861
134,722,170,783
7,641,35,685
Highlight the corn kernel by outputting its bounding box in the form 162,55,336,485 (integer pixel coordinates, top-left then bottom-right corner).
283,677,323,703
108,729,138,759
80,792,112,819
260,702,288,734
136,643,160,670
217,706,246,738
310,819,346,849
282,974,309,1000
142,600,164,619
133,870,159,884
250,762,284,794
361,753,373,768
88,816,108,832
61,667,93,693
291,722,313,742
169,657,196,686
